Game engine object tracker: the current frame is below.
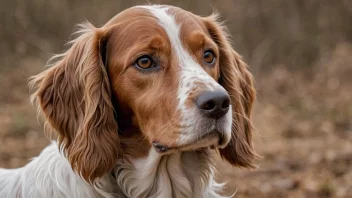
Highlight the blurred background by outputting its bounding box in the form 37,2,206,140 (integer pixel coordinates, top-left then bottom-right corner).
0,0,351,197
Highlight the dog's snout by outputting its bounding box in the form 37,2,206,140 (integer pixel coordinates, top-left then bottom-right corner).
196,90,230,119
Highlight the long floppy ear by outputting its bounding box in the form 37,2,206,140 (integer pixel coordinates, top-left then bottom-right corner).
203,15,258,168
30,23,120,183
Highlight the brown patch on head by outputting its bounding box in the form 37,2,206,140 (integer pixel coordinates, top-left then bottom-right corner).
104,7,182,149
186,31,206,52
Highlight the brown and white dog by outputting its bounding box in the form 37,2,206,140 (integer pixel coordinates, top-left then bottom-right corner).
0,5,257,198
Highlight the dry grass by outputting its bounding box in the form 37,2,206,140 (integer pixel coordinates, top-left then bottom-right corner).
0,0,351,197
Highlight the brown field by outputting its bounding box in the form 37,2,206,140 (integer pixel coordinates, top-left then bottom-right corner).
0,0,351,197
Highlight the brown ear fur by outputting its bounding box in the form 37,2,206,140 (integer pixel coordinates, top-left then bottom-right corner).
30,23,120,183
203,14,258,168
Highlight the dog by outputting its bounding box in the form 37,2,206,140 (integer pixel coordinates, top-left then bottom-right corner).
0,5,257,198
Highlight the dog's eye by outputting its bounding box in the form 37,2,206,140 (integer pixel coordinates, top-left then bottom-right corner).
135,55,154,69
203,50,216,65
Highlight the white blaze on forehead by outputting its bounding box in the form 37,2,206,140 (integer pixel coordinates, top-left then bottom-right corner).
139,5,221,106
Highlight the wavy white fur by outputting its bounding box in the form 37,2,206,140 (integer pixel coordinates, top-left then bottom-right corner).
0,142,228,198
0,143,115,198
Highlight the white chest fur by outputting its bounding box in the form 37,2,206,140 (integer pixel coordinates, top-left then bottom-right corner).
114,149,228,198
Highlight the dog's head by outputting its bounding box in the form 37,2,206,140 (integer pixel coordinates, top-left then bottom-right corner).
31,5,257,183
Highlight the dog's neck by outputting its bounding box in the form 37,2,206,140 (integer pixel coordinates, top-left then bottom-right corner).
113,149,227,198
109,122,228,198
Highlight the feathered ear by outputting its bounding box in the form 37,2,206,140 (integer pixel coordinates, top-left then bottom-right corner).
203,14,258,168
30,23,120,183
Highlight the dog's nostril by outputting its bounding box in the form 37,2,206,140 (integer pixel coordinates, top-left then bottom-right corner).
222,98,230,109
196,90,230,119
200,100,215,110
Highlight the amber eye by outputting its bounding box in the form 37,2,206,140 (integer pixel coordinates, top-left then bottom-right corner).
203,50,216,65
135,55,154,69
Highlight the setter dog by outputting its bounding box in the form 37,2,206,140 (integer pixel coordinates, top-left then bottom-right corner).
0,5,257,198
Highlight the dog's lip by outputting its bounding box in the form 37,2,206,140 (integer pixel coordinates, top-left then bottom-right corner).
152,130,223,153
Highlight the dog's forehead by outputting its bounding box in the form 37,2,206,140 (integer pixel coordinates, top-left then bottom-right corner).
138,5,206,34
104,7,160,33
105,5,205,37
133,5,208,57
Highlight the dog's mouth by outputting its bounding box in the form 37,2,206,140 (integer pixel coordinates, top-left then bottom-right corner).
152,130,224,154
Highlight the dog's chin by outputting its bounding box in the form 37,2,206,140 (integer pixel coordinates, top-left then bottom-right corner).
152,131,227,155
177,132,220,152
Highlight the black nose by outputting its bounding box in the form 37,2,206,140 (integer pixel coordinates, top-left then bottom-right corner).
196,90,230,119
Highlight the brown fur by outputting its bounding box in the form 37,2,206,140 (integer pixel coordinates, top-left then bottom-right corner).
30,23,120,183
29,6,258,185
